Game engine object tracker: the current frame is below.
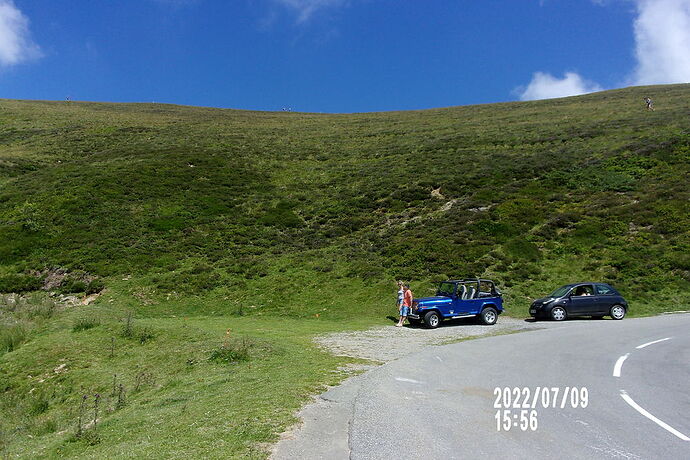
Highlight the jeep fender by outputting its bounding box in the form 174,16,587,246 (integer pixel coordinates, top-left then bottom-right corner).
421,308,442,318
480,303,500,313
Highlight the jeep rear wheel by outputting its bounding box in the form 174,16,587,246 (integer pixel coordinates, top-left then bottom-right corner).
424,311,441,329
480,307,498,325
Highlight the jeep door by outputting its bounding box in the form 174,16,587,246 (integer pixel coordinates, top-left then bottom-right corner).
455,282,483,315
436,282,456,316
444,284,463,316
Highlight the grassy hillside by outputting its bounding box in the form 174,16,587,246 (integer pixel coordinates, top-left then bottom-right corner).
1,84,689,458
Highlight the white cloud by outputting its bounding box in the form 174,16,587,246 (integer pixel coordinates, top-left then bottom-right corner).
273,0,348,23
631,0,690,84
517,0,690,99
518,71,603,101
0,0,41,66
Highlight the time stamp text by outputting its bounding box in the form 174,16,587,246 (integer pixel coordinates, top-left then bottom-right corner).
494,387,589,431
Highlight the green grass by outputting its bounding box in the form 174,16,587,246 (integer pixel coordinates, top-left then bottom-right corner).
0,297,371,458
1,84,689,457
0,323,28,354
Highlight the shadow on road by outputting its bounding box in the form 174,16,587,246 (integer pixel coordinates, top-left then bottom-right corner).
523,316,615,324
405,316,494,328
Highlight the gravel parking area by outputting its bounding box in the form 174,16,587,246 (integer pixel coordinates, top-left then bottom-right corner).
314,316,544,363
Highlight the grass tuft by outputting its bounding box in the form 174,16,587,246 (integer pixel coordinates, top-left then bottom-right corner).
72,316,100,332
0,324,27,354
209,337,253,364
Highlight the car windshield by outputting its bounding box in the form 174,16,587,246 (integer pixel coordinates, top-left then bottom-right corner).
436,282,455,297
550,285,571,297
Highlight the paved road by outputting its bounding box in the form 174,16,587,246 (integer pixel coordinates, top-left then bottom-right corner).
273,314,690,459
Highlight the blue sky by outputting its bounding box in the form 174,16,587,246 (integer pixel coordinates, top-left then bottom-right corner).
1,0,689,113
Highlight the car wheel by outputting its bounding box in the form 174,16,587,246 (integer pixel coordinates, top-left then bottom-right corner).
610,305,626,320
550,306,567,321
424,311,441,329
480,307,498,325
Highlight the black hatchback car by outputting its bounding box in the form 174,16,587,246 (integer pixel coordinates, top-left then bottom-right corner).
530,283,628,321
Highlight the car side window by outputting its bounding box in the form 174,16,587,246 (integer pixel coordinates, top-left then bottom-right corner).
572,285,594,296
595,285,613,295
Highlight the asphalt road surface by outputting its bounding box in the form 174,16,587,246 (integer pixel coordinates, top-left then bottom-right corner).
273,313,690,459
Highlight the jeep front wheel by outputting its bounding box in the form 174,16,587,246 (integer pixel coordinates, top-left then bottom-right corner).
480,307,498,325
424,311,441,329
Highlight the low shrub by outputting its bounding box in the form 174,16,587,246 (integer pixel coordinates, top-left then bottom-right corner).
259,201,303,228
0,324,28,354
504,238,541,262
86,279,105,295
73,316,101,332
119,313,155,343
0,274,42,294
137,327,155,344
209,337,252,364
59,278,88,294
28,394,50,416
27,301,55,320
74,429,101,446
30,417,58,436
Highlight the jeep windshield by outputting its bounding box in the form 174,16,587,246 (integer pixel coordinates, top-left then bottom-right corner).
436,282,456,297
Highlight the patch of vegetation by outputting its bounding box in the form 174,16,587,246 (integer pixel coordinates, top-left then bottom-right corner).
209,337,253,364
0,273,42,294
72,316,100,332
0,323,27,354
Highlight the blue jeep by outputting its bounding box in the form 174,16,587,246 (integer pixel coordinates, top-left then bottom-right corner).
408,279,504,328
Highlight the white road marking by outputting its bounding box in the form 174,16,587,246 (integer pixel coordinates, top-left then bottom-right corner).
435,356,442,362
395,377,423,384
620,390,690,441
636,337,671,349
613,353,629,377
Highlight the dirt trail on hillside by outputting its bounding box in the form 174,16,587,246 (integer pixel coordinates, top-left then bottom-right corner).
314,317,543,363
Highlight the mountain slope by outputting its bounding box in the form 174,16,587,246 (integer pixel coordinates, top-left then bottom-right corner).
1,84,688,314
0,85,688,458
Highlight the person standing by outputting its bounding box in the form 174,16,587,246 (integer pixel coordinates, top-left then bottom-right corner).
396,280,404,317
397,283,413,327
644,96,654,111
